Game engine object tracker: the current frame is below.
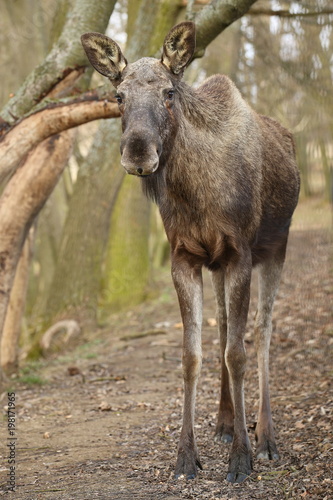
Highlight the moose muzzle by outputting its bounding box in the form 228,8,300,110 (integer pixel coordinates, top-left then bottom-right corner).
120,129,162,177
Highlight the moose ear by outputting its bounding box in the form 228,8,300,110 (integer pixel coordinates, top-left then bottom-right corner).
161,22,196,76
81,32,127,86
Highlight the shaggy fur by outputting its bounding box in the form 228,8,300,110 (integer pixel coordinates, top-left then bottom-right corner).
81,21,300,483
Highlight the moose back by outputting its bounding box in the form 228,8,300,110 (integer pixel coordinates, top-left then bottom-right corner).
81,22,300,483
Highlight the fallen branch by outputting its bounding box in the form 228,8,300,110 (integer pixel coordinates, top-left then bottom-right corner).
40,320,81,354
120,330,167,341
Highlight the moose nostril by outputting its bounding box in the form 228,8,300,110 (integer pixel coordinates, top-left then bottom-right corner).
137,167,143,175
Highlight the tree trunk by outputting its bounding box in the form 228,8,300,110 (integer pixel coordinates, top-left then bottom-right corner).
319,140,332,203
0,0,56,108
44,0,182,327
42,119,125,328
101,0,182,313
1,229,33,375
0,0,117,383
102,175,151,312
0,130,74,384
296,134,311,198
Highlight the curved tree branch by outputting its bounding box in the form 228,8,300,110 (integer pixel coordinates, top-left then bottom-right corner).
0,0,117,124
0,130,75,381
0,92,120,183
194,0,258,57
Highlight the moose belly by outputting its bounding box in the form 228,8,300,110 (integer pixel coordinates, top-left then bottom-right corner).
170,230,232,270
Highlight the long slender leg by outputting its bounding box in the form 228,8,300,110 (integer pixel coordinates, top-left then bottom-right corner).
224,249,253,483
211,267,234,443
171,255,203,479
255,248,286,460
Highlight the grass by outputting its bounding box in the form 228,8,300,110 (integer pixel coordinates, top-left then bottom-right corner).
17,374,47,385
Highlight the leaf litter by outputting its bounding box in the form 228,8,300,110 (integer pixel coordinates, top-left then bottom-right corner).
1,224,332,499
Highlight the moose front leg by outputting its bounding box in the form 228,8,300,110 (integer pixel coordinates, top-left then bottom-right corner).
171,256,203,479
225,250,253,483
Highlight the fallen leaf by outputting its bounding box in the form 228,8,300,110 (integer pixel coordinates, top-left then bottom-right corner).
207,318,217,327
98,401,111,411
67,366,81,376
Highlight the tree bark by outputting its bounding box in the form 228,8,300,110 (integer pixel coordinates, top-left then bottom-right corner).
42,120,125,327
319,140,332,203
194,0,258,57
101,0,182,313
0,0,117,383
0,0,116,124
1,229,33,375
102,175,151,312
44,0,182,326
0,92,119,183
0,130,74,383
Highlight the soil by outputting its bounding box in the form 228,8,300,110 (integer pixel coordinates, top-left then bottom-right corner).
1,199,332,500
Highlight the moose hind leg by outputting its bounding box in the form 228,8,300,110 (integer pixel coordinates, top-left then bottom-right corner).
225,250,253,483
255,252,285,460
172,257,203,479
211,267,234,443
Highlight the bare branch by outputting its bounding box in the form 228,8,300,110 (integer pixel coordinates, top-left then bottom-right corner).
180,1,333,19
248,7,333,18
194,0,258,57
0,0,117,124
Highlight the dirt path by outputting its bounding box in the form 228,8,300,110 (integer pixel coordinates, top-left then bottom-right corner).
1,201,332,499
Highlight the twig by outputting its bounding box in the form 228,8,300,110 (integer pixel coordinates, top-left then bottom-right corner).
120,330,166,341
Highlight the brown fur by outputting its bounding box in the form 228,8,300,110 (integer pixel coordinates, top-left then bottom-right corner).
81,22,300,484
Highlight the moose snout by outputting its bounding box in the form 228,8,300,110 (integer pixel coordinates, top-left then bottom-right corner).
120,131,162,176
121,156,159,177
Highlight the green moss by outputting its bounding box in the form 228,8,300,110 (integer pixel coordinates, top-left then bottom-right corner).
149,0,182,56
26,341,43,361
101,175,151,312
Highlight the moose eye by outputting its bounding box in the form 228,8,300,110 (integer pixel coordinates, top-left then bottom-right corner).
167,89,175,100
115,94,123,105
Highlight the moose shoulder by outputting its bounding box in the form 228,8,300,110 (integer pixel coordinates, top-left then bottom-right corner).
81,22,300,483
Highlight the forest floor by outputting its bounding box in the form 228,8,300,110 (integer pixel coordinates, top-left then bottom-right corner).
1,198,332,500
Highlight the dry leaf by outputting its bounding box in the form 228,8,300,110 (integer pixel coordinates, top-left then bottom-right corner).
98,401,111,411
207,318,217,327
67,366,81,376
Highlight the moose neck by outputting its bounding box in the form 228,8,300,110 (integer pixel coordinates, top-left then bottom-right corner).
142,77,248,210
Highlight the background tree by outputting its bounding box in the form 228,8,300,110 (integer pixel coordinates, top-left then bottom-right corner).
0,0,332,381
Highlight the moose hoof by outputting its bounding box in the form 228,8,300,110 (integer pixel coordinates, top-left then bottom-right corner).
214,431,233,444
214,423,234,444
226,448,253,483
256,440,279,461
174,450,203,480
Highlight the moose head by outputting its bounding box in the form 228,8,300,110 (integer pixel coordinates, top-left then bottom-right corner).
81,22,195,177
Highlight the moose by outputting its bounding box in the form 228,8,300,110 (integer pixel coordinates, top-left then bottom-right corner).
81,22,300,483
